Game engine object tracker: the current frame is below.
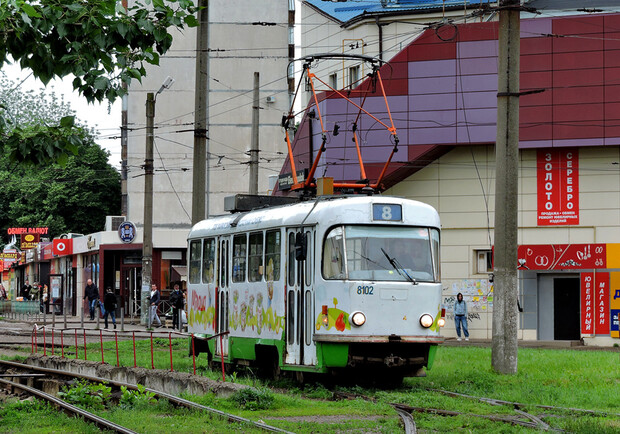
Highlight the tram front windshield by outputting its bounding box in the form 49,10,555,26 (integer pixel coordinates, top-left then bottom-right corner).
323,225,440,282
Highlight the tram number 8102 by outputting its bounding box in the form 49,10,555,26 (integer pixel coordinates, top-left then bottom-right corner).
357,285,374,295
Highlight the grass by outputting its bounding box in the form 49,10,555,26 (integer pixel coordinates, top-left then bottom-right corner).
2,342,619,432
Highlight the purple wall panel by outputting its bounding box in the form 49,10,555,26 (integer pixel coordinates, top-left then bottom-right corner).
410,76,457,95
411,93,457,111
521,19,552,38
409,59,456,78
457,40,498,59
456,91,497,110
456,74,498,92
457,57,498,76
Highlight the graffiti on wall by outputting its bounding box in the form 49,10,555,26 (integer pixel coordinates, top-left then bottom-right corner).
443,279,492,322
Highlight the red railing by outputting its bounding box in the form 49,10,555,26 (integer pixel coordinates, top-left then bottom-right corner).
30,325,229,380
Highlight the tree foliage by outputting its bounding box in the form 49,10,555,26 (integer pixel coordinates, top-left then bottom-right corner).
0,0,197,166
0,75,121,242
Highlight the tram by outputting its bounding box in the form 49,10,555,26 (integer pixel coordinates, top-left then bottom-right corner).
187,195,445,381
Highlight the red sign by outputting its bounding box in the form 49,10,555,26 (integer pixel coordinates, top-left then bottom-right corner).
517,244,605,270
537,148,579,226
20,233,40,250
52,239,73,256
595,272,610,335
7,227,49,235
581,273,594,334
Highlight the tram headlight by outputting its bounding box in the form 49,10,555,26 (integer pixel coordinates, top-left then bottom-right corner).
437,318,446,327
351,311,366,327
419,314,434,328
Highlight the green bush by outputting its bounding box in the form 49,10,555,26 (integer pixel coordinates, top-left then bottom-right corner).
119,384,157,409
58,379,111,411
230,387,274,411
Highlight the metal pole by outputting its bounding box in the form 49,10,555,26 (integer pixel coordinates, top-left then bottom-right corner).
120,307,125,332
249,71,260,195
492,0,520,375
192,0,209,224
142,92,155,325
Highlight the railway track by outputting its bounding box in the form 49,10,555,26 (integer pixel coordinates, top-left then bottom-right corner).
0,359,293,434
331,387,618,432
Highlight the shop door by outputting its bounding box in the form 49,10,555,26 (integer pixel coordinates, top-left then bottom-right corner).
216,238,229,357
122,267,142,318
553,277,581,340
285,228,316,366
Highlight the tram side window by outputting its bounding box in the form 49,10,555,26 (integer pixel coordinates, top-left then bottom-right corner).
189,240,201,284
265,230,281,281
232,234,247,282
202,238,216,283
323,226,345,279
249,232,263,282
305,231,312,286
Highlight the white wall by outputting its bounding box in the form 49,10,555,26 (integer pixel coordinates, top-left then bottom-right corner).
127,1,291,226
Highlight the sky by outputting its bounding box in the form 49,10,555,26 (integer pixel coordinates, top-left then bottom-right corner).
3,63,122,169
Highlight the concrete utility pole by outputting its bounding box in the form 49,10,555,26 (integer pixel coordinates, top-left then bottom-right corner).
192,0,209,225
141,92,155,326
249,72,260,195
492,0,520,374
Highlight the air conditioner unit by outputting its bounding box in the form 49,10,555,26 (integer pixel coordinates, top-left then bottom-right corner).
265,96,276,103
105,216,126,232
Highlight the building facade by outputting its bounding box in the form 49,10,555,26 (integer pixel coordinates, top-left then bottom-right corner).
281,4,620,345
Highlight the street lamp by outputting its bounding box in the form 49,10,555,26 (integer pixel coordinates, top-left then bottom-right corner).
141,76,174,326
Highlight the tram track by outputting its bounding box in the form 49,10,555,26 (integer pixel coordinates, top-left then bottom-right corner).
331,387,607,432
0,359,293,434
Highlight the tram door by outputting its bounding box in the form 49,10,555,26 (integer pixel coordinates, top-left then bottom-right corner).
216,238,230,357
285,228,317,366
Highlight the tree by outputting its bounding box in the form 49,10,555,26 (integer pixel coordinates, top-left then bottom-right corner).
0,74,121,242
0,0,197,166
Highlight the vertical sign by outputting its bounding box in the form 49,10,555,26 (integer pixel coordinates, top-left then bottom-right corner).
610,272,620,339
580,272,594,334
595,272,610,335
537,148,579,225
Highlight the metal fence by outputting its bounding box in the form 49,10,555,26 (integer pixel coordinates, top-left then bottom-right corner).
0,300,40,314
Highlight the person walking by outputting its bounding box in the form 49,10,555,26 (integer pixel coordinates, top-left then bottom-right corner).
21,280,31,300
83,279,99,320
454,292,469,341
103,287,117,329
0,283,7,300
169,283,184,330
149,283,162,328
42,284,49,313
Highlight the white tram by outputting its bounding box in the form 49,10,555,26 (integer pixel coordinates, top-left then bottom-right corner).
187,195,445,381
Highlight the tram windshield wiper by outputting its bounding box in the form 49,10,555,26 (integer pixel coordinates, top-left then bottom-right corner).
381,248,417,284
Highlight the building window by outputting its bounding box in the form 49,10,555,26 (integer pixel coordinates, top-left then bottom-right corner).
349,65,360,88
475,250,493,274
329,73,338,89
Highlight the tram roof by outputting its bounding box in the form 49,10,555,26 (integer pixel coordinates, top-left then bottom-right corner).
188,196,440,240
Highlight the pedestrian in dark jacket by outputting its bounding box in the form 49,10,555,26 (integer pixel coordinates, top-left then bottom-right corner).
169,283,184,330
83,279,99,320
103,287,117,329
149,283,162,328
